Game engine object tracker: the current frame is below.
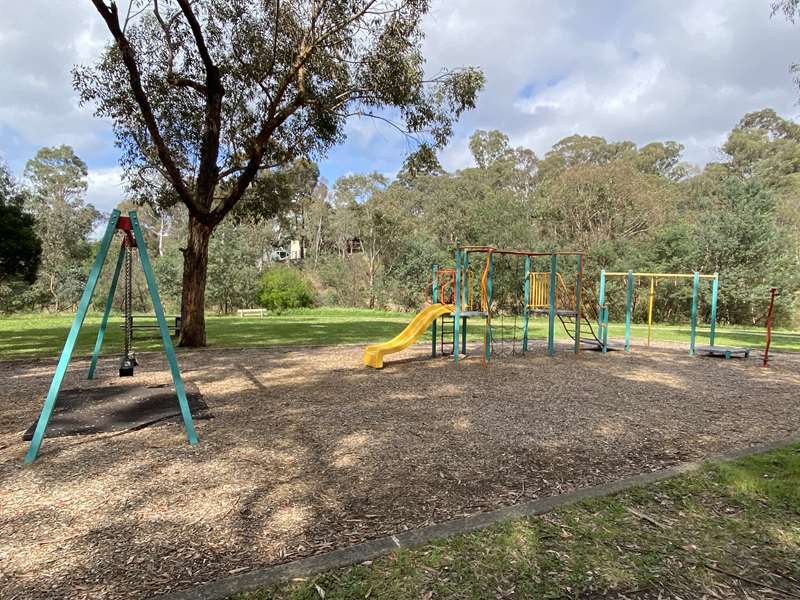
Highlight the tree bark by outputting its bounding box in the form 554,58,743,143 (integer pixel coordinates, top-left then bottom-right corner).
179,215,213,347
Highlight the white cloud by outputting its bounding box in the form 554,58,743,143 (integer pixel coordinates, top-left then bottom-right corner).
420,0,800,171
0,0,798,186
87,166,125,214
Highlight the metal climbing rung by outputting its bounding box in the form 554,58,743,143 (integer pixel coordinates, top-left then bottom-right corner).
440,314,455,356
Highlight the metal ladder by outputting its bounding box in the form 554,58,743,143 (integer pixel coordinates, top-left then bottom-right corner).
440,314,455,356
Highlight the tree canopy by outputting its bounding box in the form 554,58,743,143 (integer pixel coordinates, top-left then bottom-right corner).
75,0,484,345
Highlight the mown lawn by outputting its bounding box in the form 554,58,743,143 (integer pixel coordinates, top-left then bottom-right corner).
0,308,797,359
240,444,800,599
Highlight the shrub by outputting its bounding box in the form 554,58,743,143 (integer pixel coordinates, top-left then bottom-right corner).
258,266,315,313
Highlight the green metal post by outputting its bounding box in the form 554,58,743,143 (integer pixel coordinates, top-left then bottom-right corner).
461,249,469,354
484,253,494,363
625,270,634,352
453,247,461,365
87,243,126,380
689,270,700,356
25,210,121,463
598,270,607,352
130,211,198,445
709,273,719,347
462,250,470,307
574,254,582,354
547,254,557,356
431,263,438,358
522,255,531,352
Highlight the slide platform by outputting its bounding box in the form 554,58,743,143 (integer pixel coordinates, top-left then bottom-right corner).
364,303,454,368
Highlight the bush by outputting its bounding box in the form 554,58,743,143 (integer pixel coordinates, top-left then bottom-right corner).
258,266,315,313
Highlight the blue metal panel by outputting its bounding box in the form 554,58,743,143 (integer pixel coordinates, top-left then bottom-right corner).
129,211,198,445
25,210,122,463
87,243,126,379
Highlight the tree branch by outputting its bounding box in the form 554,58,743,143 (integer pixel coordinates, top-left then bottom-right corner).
89,0,209,221
154,0,208,95
174,0,225,209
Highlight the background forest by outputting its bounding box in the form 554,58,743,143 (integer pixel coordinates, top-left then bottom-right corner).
2,107,799,327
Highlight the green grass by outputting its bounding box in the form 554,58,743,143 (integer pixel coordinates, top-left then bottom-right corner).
1,308,798,359
239,444,800,599
0,308,413,359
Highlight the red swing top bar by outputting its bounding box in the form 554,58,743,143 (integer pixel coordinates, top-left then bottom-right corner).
115,216,137,246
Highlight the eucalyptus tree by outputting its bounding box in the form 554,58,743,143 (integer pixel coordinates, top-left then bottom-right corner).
75,0,484,345
23,146,100,311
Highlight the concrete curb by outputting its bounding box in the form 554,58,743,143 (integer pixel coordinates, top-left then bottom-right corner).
157,435,800,600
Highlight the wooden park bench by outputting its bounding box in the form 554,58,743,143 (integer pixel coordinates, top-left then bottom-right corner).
237,308,267,318
120,315,181,340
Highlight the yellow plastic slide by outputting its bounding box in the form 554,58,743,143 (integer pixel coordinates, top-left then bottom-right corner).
363,303,455,368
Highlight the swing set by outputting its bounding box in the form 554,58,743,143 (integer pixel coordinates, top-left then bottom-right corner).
596,270,750,358
24,210,199,463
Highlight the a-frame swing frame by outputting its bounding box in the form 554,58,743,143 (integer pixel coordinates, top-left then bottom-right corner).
24,209,199,463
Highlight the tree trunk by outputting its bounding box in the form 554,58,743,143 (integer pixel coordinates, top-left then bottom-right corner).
179,216,213,347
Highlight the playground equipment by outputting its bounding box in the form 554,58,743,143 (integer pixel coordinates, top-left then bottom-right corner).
363,303,455,368
526,269,611,352
597,270,750,358
364,243,606,369
454,245,611,363
24,210,199,463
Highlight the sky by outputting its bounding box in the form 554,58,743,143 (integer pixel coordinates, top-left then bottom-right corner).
0,0,798,215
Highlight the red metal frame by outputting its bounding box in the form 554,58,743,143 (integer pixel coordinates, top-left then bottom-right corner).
116,216,137,247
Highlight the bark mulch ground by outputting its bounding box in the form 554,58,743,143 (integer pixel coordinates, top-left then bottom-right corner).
1,342,799,599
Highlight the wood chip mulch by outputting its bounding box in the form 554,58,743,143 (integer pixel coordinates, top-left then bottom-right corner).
1,341,799,599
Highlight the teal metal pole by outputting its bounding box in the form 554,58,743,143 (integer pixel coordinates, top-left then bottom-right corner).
625,270,634,352
574,254,582,354
547,254,557,356
522,255,531,352
87,243,126,379
25,210,121,463
462,249,470,308
453,247,461,365
431,263,438,358
484,253,494,363
130,211,198,445
598,270,607,352
709,273,719,347
689,270,700,356
461,249,469,354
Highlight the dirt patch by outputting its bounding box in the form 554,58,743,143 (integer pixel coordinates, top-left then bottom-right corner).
1,342,799,599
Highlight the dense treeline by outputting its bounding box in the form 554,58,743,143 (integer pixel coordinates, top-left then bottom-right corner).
1,108,798,327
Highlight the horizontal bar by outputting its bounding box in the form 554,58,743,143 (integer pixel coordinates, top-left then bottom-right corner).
603,272,717,279
461,246,586,257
